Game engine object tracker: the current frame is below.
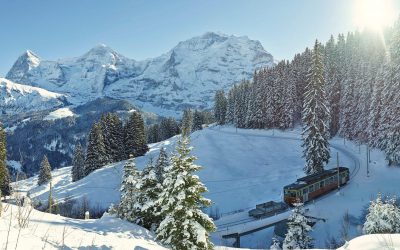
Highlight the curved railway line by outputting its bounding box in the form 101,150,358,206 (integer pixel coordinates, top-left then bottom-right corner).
209,126,363,231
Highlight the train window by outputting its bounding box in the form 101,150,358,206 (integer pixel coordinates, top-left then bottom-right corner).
309,185,314,192
303,187,308,194
320,181,324,187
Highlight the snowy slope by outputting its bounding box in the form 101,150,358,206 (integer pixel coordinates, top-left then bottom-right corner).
6,32,274,115
337,234,400,250
0,78,68,115
0,203,166,249
14,125,400,248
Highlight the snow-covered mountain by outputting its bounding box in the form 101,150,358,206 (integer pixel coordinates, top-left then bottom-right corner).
6,32,274,115
0,78,68,115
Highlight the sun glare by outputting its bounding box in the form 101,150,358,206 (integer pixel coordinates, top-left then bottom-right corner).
354,0,397,31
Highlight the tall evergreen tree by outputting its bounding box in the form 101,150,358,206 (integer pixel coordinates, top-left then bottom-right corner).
283,203,313,249
156,137,215,250
137,160,163,231
181,109,193,137
118,157,141,223
214,90,227,125
155,147,169,184
192,110,203,132
302,40,331,175
85,122,107,176
72,143,85,182
38,155,52,186
0,124,10,196
124,111,149,158
100,113,124,163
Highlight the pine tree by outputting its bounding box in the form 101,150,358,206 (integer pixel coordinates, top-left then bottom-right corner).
214,90,227,125
302,40,331,175
156,137,215,249
72,143,85,182
38,155,52,186
155,147,169,183
192,110,203,132
124,112,149,158
363,193,400,234
100,113,125,163
0,124,10,196
118,157,141,223
137,160,163,231
85,122,107,176
283,203,313,249
181,109,193,137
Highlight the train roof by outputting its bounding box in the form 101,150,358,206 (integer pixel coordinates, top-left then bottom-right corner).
284,167,349,190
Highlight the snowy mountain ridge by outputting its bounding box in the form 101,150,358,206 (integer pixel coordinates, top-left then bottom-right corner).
6,32,274,115
0,77,68,115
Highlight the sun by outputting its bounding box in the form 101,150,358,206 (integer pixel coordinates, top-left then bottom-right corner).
353,0,397,31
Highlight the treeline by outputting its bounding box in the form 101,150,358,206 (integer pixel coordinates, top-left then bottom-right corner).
146,110,214,144
72,112,148,182
215,23,400,165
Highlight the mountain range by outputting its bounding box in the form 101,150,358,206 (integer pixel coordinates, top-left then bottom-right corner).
5,32,274,116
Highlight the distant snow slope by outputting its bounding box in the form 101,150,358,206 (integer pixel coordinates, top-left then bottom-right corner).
0,204,166,249
6,32,274,115
14,125,400,248
0,78,67,114
44,107,75,120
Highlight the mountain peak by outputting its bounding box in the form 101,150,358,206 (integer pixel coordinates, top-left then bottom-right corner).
6,50,41,82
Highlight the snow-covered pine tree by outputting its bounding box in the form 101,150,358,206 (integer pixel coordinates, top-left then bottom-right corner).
181,109,193,137
84,122,107,176
156,137,215,249
72,143,85,182
214,90,227,125
118,156,141,223
155,147,168,184
124,111,149,158
38,155,52,186
270,235,282,250
226,86,236,124
137,160,163,231
0,124,10,196
302,40,330,175
363,193,400,234
283,203,313,249
192,110,203,132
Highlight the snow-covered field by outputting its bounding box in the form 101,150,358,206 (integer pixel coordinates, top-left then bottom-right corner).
0,203,166,249
12,125,400,248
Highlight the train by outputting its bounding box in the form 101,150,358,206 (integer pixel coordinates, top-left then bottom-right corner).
249,167,350,218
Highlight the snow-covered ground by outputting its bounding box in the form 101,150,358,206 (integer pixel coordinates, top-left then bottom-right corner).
0,203,166,249
338,234,400,250
12,125,400,248
44,107,75,120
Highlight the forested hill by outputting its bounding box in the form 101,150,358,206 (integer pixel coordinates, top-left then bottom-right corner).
218,27,400,165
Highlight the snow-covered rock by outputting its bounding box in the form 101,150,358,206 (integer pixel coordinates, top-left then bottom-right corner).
337,234,400,250
0,78,67,115
6,32,274,115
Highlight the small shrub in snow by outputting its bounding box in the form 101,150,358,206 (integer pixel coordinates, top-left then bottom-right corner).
363,193,400,234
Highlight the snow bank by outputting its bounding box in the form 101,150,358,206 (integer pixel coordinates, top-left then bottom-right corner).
338,234,400,250
0,204,166,249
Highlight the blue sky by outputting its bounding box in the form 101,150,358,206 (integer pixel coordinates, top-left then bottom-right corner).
0,0,399,76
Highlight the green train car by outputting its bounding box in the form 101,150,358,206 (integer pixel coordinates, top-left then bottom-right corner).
283,167,350,205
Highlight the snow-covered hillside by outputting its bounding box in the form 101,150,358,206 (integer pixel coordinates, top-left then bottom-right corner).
337,234,400,250
14,125,400,248
6,32,274,116
0,203,166,249
0,78,67,115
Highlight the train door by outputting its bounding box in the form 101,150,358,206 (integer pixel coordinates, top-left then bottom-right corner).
303,188,309,202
